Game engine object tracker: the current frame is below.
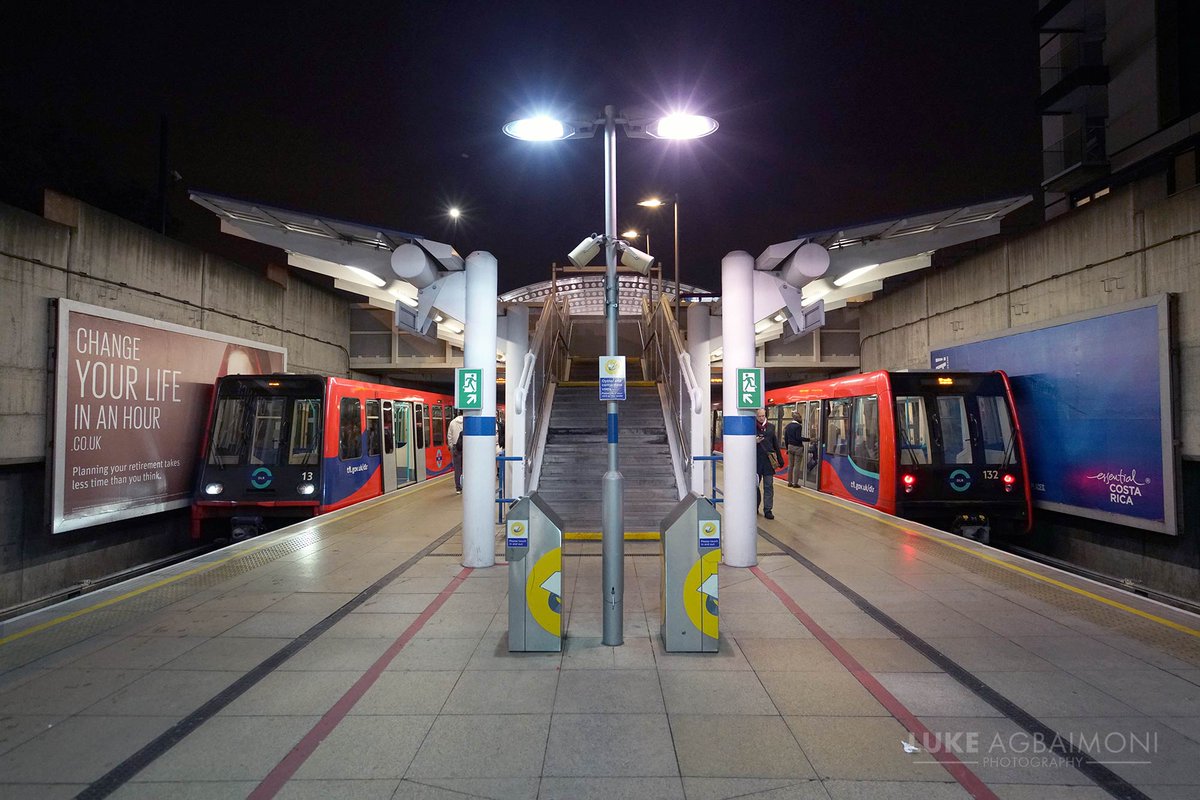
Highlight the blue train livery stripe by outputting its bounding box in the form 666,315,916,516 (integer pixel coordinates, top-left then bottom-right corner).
323,455,377,505
823,454,881,505
464,416,496,436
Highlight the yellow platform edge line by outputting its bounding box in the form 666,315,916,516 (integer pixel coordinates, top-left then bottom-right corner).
565,532,660,541
788,485,1200,639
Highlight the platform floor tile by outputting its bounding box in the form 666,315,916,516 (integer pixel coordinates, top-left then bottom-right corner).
407,714,550,778
679,777,828,800
784,716,955,782
553,668,665,714
543,713,678,777
292,715,435,780
671,714,815,779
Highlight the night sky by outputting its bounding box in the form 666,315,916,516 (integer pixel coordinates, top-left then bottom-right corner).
1,1,1040,294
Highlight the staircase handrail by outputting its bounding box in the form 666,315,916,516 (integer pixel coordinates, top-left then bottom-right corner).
514,352,537,416
521,294,570,492
642,294,701,495
678,351,702,415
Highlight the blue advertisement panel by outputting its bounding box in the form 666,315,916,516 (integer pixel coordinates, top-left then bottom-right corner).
930,297,1177,534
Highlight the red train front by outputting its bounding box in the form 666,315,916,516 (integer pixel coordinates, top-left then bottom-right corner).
191,374,454,540
759,370,1032,540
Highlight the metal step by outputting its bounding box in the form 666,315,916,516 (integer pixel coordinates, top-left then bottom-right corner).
535,384,680,532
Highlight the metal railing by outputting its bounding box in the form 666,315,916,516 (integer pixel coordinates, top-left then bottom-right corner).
1039,31,1105,94
517,292,571,492
641,294,703,491
692,453,724,505
496,453,522,523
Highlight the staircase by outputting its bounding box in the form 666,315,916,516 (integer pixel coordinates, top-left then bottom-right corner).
536,384,681,533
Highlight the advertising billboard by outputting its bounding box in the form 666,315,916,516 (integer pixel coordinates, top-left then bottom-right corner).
930,296,1177,534
51,300,287,533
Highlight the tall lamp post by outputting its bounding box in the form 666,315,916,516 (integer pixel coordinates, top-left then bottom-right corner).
638,195,681,318
504,106,717,646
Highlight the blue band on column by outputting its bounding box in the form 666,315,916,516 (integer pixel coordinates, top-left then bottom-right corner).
607,413,618,443
723,415,757,436
464,416,496,436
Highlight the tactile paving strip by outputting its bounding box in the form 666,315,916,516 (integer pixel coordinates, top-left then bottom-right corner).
0,531,323,675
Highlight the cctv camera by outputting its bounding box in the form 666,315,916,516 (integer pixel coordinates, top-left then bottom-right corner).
568,234,603,267
619,243,655,275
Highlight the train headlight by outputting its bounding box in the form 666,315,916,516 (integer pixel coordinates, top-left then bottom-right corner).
204,482,224,496
1003,473,1015,493
297,482,316,496
901,474,916,494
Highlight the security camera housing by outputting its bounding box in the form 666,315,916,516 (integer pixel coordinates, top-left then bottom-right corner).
619,244,655,275
568,234,603,267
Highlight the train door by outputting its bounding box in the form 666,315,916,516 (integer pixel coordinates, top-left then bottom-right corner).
413,402,428,481
801,400,821,489
381,400,398,493
395,401,415,485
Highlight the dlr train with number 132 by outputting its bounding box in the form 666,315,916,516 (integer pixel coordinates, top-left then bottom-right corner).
716,370,1033,539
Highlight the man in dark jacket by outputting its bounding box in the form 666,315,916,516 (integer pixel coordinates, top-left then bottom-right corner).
755,408,782,519
783,409,807,487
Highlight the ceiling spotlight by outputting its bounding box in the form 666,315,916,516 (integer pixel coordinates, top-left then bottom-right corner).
346,266,385,288
834,264,879,287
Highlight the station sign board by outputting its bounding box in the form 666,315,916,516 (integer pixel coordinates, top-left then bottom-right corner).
51,300,286,534
599,356,626,401
931,296,1178,534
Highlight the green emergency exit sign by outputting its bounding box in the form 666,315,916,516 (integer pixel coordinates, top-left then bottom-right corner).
456,368,482,410
736,368,763,409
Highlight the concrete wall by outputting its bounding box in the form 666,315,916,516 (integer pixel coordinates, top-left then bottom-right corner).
860,177,1200,600
0,193,353,608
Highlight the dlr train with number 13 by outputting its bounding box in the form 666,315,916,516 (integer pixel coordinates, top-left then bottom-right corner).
192,373,455,540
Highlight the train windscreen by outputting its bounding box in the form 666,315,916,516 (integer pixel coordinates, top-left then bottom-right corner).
891,373,1017,468
207,379,323,467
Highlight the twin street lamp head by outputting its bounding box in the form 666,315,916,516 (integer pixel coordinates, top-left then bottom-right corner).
503,111,718,142
505,107,715,279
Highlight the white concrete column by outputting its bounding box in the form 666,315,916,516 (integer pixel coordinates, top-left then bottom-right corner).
503,304,530,498
462,251,498,568
720,251,758,567
687,302,712,496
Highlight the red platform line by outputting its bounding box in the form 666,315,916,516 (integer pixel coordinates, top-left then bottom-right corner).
750,565,999,800
248,566,475,800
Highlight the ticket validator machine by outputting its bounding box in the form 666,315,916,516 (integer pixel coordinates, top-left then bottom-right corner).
661,493,721,652
506,494,564,652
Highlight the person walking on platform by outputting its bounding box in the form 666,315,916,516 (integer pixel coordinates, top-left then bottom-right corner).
755,407,782,519
783,409,807,487
447,412,464,494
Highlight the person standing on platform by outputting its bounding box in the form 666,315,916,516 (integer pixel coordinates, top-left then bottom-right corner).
783,409,807,487
755,407,782,519
447,412,464,494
